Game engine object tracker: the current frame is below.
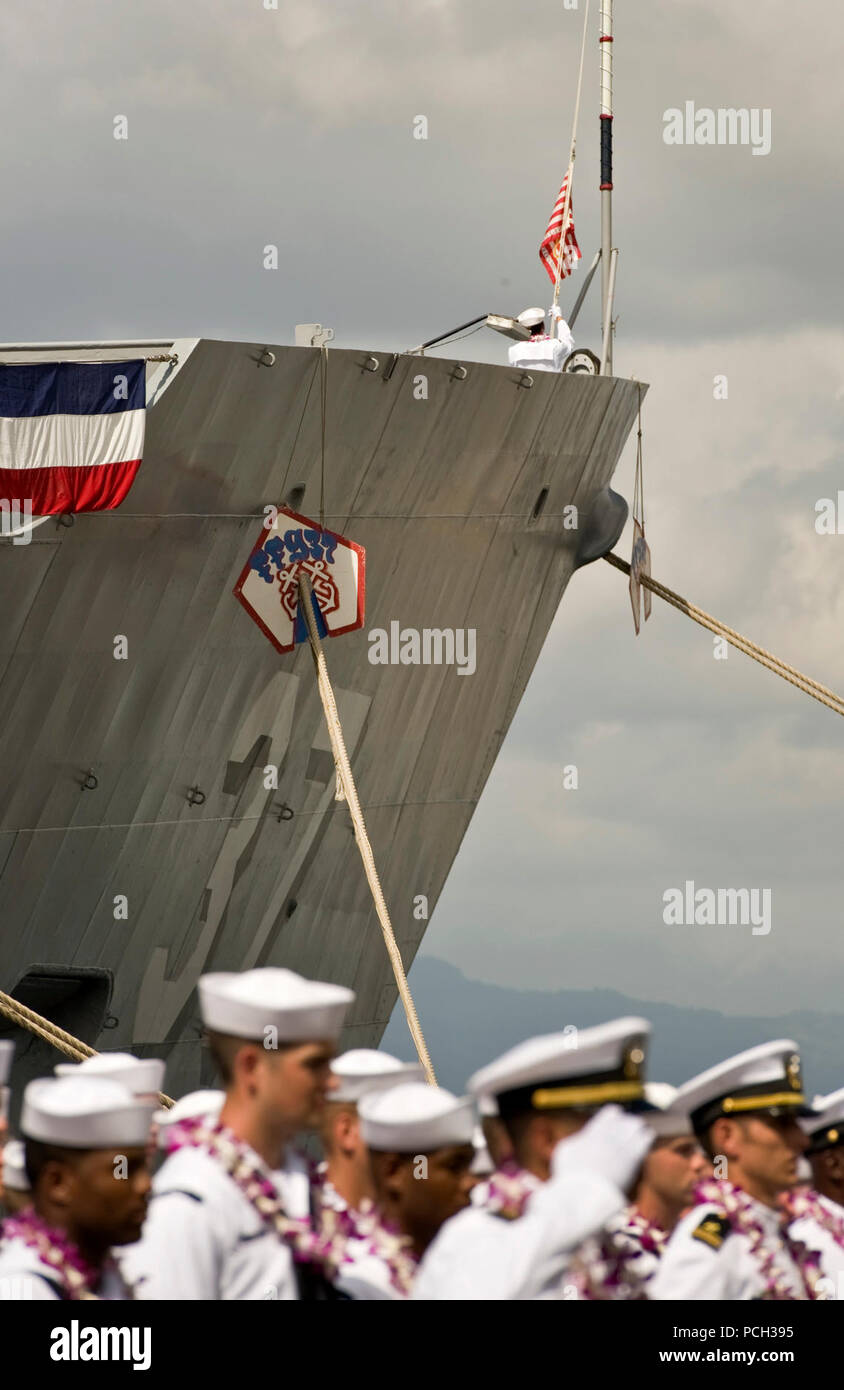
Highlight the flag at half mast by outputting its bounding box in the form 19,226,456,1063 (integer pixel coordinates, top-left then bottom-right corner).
539,170,582,286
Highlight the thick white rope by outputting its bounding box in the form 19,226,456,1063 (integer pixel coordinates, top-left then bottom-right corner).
297,573,436,1084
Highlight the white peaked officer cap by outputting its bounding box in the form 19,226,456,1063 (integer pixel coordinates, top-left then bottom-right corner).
0,1039,13,1086
153,1089,224,1145
330,1049,425,1104
2,1138,30,1192
643,1083,692,1139
198,968,354,1042
477,1094,499,1119
800,1086,844,1154
674,1040,816,1137
55,1051,165,1098
516,307,546,327
21,1077,155,1149
467,1017,651,1119
359,1082,476,1152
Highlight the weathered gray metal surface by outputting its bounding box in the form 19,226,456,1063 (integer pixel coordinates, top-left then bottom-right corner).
0,340,645,1099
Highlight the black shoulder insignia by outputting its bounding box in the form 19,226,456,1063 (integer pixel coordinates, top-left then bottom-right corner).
691,1214,731,1250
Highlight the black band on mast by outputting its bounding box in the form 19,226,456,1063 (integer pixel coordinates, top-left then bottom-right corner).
600,114,613,191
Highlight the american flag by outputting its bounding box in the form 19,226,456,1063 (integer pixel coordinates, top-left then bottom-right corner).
539,170,582,286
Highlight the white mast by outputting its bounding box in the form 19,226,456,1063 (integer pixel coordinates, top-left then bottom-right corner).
599,0,614,375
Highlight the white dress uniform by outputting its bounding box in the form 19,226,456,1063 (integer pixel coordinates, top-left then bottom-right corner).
648,1041,823,1301
507,306,574,373
648,1198,807,1300
414,1018,656,1300
123,967,353,1301
126,1145,301,1300
336,1082,476,1301
0,1075,155,1301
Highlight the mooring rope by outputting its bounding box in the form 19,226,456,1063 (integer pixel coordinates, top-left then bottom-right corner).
297,572,437,1085
604,552,844,718
0,989,174,1106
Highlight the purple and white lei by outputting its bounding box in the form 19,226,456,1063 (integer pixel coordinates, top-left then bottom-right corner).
1,1210,120,1301
695,1177,826,1300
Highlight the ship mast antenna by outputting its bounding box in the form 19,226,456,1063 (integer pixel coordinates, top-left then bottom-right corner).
552,0,591,310
599,0,615,374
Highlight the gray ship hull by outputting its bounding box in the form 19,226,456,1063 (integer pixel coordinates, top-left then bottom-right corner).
0,339,643,1102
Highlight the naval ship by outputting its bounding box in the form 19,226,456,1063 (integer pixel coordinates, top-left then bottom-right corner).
0,331,644,1106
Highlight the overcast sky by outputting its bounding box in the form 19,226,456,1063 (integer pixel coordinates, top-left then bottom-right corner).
3,0,843,1016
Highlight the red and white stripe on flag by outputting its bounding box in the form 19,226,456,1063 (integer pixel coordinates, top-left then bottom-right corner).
0,360,146,515
539,171,582,286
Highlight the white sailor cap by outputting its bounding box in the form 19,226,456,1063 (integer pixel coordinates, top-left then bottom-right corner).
198,968,354,1042
675,1041,816,1136
21,1077,155,1150
467,1017,651,1120
359,1082,476,1153
800,1087,844,1154
516,307,546,327
330,1049,425,1104
0,1039,13,1086
2,1138,30,1192
55,1052,165,1099
643,1083,693,1139
153,1089,224,1144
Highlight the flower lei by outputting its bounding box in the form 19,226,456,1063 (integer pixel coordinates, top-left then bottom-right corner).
165,1117,352,1281
483,1160,542,1221
311,1162,418,1297
694,1178,826,1300
782,1187,844,1249
1,1211,118,1301
569,1206,668,1300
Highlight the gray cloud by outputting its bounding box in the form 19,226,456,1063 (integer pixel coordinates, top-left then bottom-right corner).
2,0,842,1016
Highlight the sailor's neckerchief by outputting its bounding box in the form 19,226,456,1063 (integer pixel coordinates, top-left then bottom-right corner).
1,1210,125,1300
692,1177,827,1300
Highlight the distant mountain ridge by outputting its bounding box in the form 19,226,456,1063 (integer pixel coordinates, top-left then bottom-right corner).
381,957,844,1095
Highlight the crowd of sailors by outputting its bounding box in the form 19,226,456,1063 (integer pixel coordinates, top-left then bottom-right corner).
1,964,843,1301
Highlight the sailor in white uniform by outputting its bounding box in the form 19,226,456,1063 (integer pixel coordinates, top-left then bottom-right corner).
0,1075,155,1300
316,1049,424,1227
123,967,353,1300
648,1041,825,1301
507,306,574,373
338,1081,477,1300
569,1082,707,1298
1,1138,32,1217
413,1018,655,1300
785,1088,844,1295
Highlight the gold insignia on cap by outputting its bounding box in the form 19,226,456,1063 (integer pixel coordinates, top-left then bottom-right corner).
623,1044,645,1080
786,1054,802,1091
828,1128,839,1145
